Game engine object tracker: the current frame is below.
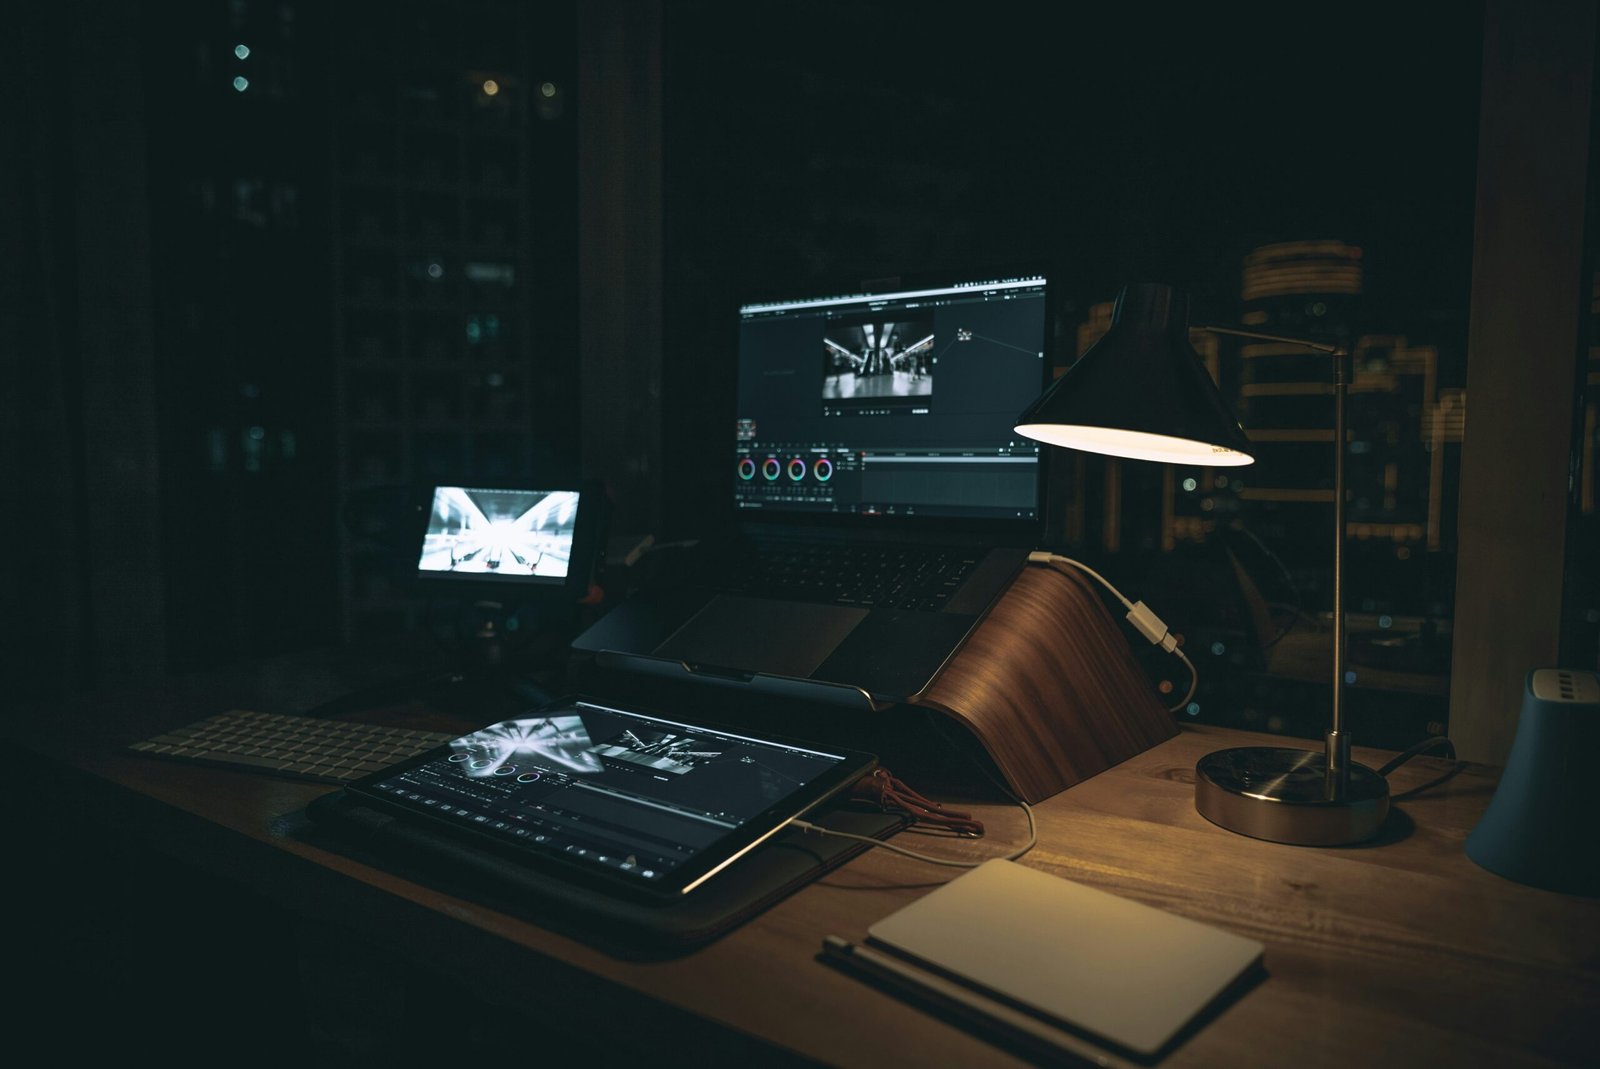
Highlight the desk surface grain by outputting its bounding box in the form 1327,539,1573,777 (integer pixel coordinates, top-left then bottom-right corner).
20,686,1600,1069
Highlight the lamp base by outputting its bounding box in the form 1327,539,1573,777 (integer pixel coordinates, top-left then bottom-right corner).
1195,746,1390,846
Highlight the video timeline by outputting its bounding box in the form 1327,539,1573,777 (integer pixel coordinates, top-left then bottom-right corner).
733,444,1039,519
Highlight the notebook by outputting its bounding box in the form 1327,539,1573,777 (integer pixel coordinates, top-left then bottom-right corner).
572,265,1054,708
863,860,1265,1059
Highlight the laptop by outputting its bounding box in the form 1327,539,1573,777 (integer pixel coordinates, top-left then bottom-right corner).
572,264,1054,709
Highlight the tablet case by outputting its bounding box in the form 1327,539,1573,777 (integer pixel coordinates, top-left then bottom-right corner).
303,789,906,958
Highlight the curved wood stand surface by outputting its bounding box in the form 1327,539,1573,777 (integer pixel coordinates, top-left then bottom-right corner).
914,562,1178,803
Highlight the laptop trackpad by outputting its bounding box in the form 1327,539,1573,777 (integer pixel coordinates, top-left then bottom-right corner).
652,595,868,680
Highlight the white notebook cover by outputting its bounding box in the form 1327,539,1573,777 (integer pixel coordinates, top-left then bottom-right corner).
866,859,1264,1056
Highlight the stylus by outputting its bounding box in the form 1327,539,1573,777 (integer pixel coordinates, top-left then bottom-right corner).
819,936,1129,1069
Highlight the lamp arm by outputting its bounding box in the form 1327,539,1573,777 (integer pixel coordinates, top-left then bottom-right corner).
1328,345,1350,797
1191,323,1345,356
1193,321,1355,798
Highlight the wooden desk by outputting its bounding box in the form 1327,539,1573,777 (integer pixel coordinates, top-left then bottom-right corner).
13,663,1599,1069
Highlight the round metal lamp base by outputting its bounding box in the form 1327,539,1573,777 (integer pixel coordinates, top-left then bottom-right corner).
1195,747,1390,846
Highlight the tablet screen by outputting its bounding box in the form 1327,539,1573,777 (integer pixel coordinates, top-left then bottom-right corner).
347,698,876,897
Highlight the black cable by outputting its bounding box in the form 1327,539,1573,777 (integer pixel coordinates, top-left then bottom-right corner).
422,597,459,653
1375,734,1466,802
1391,762,1469,803
1225,526,1303,649
1376,734,1456,777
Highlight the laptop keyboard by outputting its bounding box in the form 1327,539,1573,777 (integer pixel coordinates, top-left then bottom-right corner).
718,540,983,611
127,710,453,785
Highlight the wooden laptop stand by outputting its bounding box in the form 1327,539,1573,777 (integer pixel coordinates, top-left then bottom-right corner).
573,559,1177,807
912,561,1178,804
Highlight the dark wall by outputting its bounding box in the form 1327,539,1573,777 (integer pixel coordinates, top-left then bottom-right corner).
19,1,1591,726
655,0,1486,540
3,0,175,696
1,1,580,700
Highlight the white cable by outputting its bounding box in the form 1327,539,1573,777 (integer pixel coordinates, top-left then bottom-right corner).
793,552,1189,865
1169,644,1198,710
790,793,1036,869
795,708,1043,868
1027,551,1199,712
1027,550,1134,610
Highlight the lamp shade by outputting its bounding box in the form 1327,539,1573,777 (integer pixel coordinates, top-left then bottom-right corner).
1014,283,1255,465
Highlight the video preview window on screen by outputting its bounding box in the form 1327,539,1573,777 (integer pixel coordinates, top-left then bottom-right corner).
733,276,1047,520
417,486,578,583
821,314,936,405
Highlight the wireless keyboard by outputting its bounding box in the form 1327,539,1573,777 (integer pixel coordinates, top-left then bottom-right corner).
127,709,454,785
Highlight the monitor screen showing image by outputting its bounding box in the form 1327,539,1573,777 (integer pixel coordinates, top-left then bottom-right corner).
416,485,580,584
733,270,1049,522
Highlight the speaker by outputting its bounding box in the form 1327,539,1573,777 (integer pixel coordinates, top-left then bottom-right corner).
1465,668,1600,896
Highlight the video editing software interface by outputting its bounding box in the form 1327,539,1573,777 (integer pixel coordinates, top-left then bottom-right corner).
734,273,1048,520
365,701,854,887
416,485,579,584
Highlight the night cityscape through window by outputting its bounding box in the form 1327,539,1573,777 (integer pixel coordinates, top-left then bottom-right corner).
7,0,1594,754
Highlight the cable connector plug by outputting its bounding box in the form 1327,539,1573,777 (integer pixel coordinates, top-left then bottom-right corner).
1026,547,1196,711
1126,600,1179,652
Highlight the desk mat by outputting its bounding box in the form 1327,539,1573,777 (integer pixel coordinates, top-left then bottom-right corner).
303,790,905,958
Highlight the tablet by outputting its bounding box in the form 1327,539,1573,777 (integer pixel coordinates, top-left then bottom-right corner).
345,697,878,899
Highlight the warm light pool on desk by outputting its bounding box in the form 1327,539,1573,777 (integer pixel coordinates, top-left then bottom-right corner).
825,859,1266,1063
1014,282,1389,846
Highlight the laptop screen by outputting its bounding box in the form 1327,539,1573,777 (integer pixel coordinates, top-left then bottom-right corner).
734,270,1049,521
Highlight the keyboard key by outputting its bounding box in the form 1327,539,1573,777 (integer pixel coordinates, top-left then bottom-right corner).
721,539,983,610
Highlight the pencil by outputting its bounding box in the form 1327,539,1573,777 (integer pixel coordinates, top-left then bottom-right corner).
820,935,1130,1068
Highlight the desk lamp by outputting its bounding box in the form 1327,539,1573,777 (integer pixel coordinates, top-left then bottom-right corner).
1015,282,1389,846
